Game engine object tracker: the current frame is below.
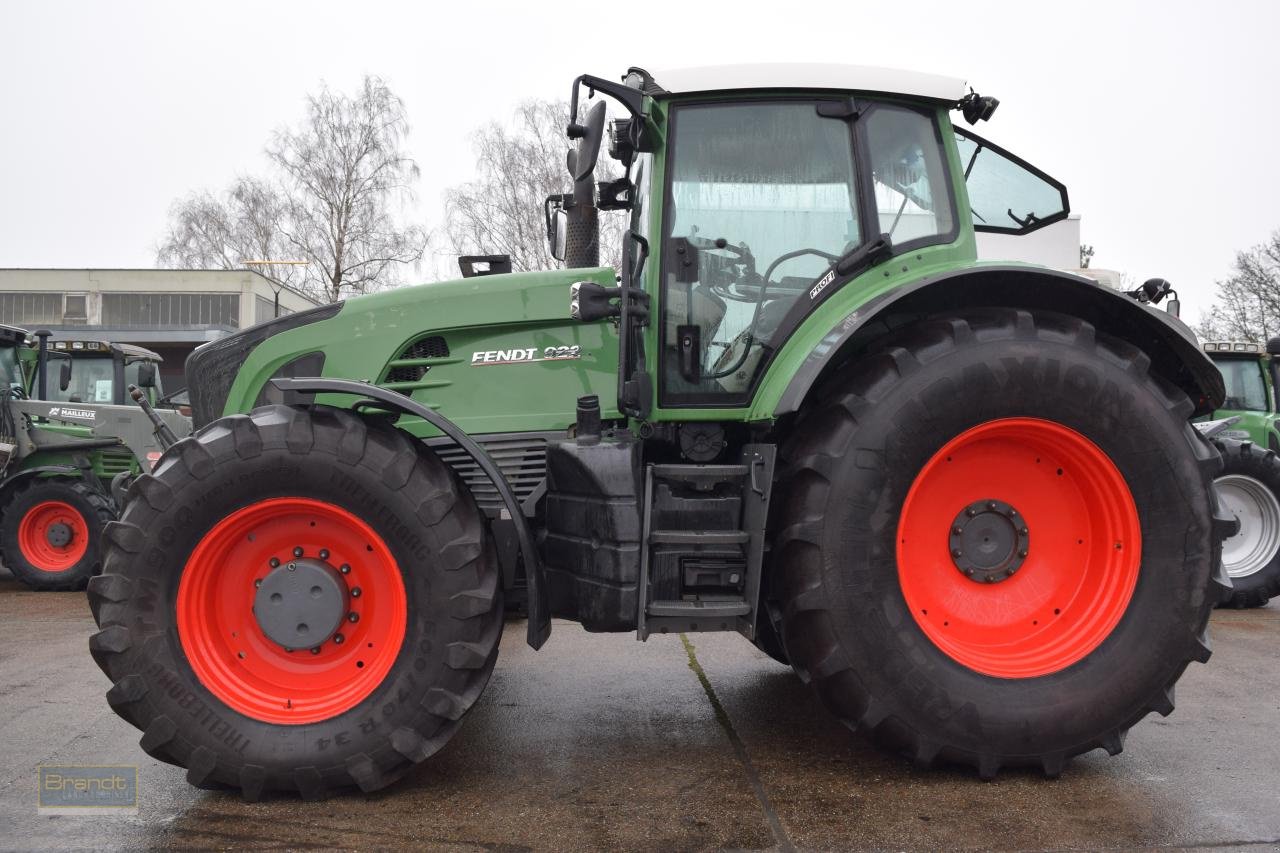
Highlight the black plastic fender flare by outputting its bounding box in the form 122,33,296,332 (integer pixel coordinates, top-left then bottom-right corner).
0,465,90,505
271,377,551,650
775,265,1226,419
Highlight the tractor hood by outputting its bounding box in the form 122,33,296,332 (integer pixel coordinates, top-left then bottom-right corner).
186,267,621,435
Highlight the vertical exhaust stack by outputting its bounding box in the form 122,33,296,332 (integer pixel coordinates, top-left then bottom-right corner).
563,100,607,269
564,170,600,269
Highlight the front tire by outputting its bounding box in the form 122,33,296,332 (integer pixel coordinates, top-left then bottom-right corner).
88,406,502,799
1,479,115,591
771,309,1227,778
1213,438,1280,608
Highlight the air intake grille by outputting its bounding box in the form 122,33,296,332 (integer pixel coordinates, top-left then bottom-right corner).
385,336,449,384
432,434,550,511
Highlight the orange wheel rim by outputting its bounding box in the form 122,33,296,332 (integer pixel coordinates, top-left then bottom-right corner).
177,497,407,724
896,418,1141,678
18,500,90,572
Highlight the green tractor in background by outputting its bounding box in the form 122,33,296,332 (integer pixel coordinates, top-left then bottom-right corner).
1201,339,1280,607
89,64,1234,799
0,327,190,590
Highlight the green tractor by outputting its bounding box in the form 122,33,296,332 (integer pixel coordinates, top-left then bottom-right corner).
0,328,190,590
1200,339,1280,607
89,64,1234,799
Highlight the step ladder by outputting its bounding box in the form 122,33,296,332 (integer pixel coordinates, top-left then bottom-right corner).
637,444,775,640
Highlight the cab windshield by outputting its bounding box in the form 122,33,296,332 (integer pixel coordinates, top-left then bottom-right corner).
47,356,115,404
1215,356,1271,413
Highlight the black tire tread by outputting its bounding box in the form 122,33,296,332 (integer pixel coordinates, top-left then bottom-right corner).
1210,438,1280,608
772,308,1225,779
1,478,116,591
87,405,503,799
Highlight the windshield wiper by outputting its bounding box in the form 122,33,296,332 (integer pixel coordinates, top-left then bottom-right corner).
834,234,894,277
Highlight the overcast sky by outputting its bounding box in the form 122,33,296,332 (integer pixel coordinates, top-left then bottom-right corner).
2,0,1277,322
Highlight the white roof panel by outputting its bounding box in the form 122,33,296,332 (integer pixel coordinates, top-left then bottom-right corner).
650,63,967,102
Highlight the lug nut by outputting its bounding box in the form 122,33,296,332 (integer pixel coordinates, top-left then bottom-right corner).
293,546,304,558
287,562,296,571
319,549,330,560
1019,550,1029,558
953,526,964,535
310,646,321,655
254,578,262,588
347,612,359,623
987,501,997,510
340,564,351,575
333,633,345,645
269,557,280,568
1020,528,1029,536
967,508,977,517
952,548,963,558
350,587,362,598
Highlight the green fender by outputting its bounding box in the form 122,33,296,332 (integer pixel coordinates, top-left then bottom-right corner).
769,265,1226,419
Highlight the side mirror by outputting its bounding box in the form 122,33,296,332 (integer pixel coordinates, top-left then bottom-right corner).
1267,336,1280,357
58,358,72,392
549,209,568,262
137,361,157,388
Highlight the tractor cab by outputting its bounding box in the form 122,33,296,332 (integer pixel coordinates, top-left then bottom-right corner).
40,339,163,406
1202,339,1280,452
548,64,1073,416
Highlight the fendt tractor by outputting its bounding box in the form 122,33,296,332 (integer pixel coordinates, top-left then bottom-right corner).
0,327,190,590
88,64,1235,800
1200,339,1280,607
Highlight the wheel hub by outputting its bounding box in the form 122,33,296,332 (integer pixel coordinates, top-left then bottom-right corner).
252,557,349,650
45,522,74,548
949,499,1030,583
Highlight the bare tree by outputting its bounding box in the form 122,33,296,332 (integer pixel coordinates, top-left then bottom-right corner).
268,76,427,302
157,77,426,303
156,177,302,289
1198,230,1280,342
443,99,624,274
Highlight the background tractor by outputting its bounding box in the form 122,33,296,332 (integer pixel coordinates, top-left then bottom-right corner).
0,326,190,590
1200,339,1280,607
89,63,1233,799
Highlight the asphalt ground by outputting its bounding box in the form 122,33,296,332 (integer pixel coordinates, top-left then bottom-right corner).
2,567,1278,851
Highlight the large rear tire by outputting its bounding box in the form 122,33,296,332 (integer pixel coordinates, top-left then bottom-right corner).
1212,438,1280,608
1,478,115,591
770,309,1228,778
88,405,502,799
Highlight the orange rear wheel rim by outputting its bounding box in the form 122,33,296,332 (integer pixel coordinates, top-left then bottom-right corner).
896,418,1141,678
18,500,89,572
177,497,407,724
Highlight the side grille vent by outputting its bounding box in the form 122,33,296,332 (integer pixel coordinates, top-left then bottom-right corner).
432,434,550,511
385,336,449,384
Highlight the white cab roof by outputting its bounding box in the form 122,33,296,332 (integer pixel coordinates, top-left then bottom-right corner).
650,63,967,103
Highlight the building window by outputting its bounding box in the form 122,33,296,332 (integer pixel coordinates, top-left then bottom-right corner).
0,292,65,326
63,293,88,324
100,293,239,328
254,294,293,325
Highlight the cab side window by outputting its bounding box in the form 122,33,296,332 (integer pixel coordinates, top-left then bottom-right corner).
954,128,1069,234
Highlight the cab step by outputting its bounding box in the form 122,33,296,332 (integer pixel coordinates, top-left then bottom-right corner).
637,444,775,640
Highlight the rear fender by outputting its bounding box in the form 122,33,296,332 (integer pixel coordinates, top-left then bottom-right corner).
775,266,1225,418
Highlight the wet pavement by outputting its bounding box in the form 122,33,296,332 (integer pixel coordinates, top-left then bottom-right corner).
2,567,1278,851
